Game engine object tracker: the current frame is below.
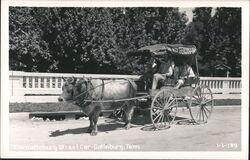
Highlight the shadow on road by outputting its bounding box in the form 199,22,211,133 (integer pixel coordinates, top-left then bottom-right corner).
49,122,126,137
49,114,154,137
49,114,196,137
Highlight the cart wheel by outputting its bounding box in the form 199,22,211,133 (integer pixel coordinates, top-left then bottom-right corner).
189,85,214,124
150,89,178,130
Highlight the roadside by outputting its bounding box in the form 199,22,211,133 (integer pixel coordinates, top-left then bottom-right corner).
9,105,241,151
9,99,241,113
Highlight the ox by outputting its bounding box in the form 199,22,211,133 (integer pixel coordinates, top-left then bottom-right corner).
58,77,137,136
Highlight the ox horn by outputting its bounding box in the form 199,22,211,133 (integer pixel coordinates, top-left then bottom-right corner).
62,76,66,81
69,76,77,84
82,75,88,81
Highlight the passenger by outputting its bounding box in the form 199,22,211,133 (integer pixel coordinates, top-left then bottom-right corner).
173,62,195,89
151,57,175,90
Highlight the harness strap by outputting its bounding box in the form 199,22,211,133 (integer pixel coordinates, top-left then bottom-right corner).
74,78,133,104
87,80,96,100
100,79,105,100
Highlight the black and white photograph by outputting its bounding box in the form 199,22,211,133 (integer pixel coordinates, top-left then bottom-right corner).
1,0,249,159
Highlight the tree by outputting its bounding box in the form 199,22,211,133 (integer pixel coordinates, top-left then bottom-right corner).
9,7,51,72
9,7,189,74
208,8,241,77
182,8,214,76
40,8,119,73
183,7,241,77
113,7,188,74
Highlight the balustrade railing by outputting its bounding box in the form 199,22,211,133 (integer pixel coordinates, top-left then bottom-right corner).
9,71,241,102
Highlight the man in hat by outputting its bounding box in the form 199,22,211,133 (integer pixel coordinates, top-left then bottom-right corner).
151,57,175,89
173,62,195,89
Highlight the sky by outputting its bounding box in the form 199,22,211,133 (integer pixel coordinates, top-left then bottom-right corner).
179,8,194,23
179,8,216,24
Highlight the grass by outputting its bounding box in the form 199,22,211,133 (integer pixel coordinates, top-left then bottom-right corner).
9,99,241,113
9,102,81,113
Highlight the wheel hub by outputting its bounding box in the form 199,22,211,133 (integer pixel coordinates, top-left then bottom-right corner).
201,103,206,107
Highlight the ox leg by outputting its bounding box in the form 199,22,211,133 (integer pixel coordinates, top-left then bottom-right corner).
90,106,101,136
87,115,94,133
123,103,135,130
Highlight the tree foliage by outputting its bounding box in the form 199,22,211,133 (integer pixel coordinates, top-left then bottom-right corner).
9,7,188,74
9,7,241,77
208,8,241,77
182,7,241,77
9,7,51,72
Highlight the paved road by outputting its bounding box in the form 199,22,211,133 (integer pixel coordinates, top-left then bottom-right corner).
9,106,241,152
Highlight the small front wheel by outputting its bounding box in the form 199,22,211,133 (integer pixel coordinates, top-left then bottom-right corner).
189,85,214,124
150,89,178,130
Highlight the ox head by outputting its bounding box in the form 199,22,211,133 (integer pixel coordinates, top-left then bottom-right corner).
58,76,89,103
58,76,77,102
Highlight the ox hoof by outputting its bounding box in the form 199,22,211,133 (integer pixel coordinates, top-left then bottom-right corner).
90,131,98,136
124,124,131,130
86,129,92,133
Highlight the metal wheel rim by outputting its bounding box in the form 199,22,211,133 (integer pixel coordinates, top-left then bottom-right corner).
150,89,178,130
189,85,214,124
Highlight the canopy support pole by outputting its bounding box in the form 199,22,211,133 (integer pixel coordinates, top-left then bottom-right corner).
196,55,199,76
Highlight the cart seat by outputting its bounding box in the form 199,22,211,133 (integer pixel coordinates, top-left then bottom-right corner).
161,78,176,87
159,76,200,88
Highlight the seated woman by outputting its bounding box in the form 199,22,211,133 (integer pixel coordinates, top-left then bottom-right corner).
151,57,175,90
173,62,195,89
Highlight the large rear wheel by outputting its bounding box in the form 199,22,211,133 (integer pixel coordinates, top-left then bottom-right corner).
189,85,214,124
150,89,178,130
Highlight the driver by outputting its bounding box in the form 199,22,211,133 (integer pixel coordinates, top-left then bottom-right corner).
151,57,175,89
173,62,195,89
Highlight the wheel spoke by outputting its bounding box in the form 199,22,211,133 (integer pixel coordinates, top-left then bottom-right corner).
164,94,172,106
190,103,200,108
152,110,161,116
165,113,171,124
191,102,200,106
198,107,202,122
153,108,162,116
156,114,163,124
203,106,212,114
203,99,213,104
152,106,164,110
155,99,163,108
162,114,167,126
189,86,214,124
196,87,202,98
159,97,164,107
160,93,167,106
203,91,211,99
193,96,201,103
201,88,212,101
201,92,210,100
200,89,206,98
168,104,178,109
153,112,162,122
203,107,209,119
201,108,205,122
195,107,201,120
167,98,176,106
201,87,205,96
199,108,203,122
151,89,178,129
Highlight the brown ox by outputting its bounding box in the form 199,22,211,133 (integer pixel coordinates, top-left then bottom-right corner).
58,77,137,136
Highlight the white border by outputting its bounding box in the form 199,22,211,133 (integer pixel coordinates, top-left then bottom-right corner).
1,0,249,159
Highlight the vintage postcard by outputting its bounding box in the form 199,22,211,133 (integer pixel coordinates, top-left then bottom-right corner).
1,0,249,159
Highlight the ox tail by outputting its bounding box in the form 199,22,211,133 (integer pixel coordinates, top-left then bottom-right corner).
125,78,137,97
